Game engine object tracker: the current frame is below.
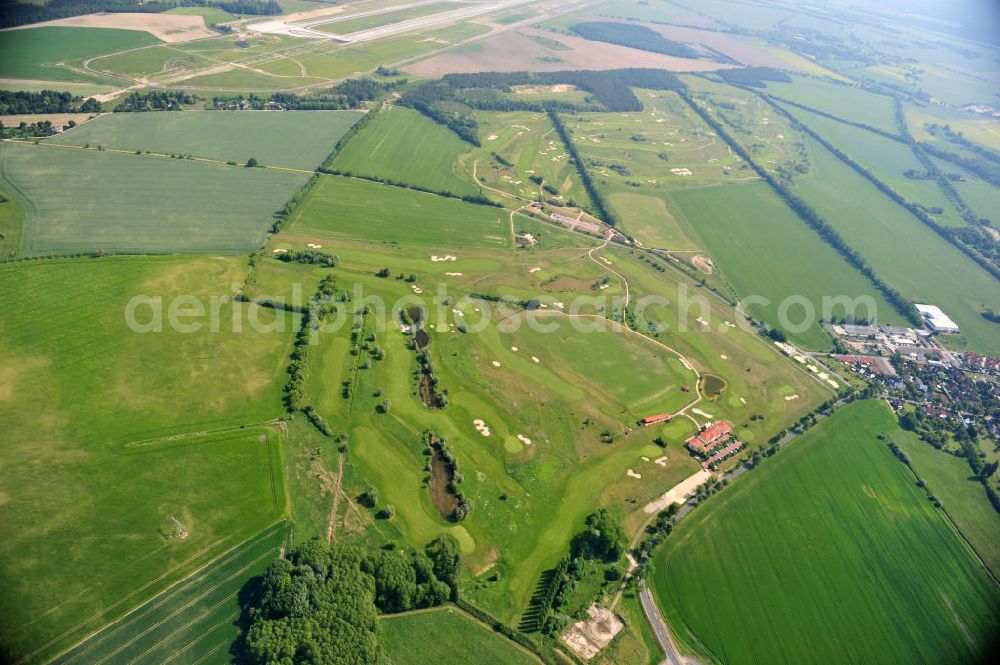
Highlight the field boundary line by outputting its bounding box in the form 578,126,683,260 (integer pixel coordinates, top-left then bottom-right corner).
121,419,282,449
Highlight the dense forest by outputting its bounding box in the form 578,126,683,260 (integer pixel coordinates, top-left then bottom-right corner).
237,537,461,664
570,21,701,59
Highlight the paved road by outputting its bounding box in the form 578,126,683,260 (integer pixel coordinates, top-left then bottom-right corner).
639,583,700,665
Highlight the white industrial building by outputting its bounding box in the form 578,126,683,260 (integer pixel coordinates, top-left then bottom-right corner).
915,304,960,333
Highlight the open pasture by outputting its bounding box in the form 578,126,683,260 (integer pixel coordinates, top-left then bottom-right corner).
0,141,307,256
330,105,476,195
0,254,294,662
285,175,509,248
793,136,1000,354
652,400,1000,665
0,26,159,83
51,109,363,170
670,181,908,348
380,606,541,665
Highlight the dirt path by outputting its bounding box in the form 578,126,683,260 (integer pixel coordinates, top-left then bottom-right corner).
325,452,345,544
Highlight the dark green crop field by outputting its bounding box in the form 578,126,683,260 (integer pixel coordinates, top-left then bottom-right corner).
652,400,1000,665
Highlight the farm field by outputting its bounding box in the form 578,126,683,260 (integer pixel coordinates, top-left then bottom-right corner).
762,76,899,135
669,181,908,348
0,141,308,256
51,522,289,665
50,110,363,170
781,103,968,228
893,432,1000,579
0,255,293,662
792,137,1000,354
652,400,1000,665
0,26,159,83
380,606,541,665
285,174,509,248
330,105,477,195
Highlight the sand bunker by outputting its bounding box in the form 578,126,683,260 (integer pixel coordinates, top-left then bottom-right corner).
306,243,323,249
444,272,463,276
517,434,532,445
491,360,501,367
692,408,714,418
473,419,491,437
272,248,287,254
627,469,642,479
531,356,540,363
655,456,668,467
784,394,800,401
431,255,457,262
529,267,542,273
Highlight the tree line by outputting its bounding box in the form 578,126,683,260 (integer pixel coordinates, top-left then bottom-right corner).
0,90,100,115
680,90,921,326
547,108,617,226
213,78,404,111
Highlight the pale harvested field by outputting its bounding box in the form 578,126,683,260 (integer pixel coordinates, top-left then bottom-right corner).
2,12,215,43
404,27,729,76
0,112,97,127
644,23,794,69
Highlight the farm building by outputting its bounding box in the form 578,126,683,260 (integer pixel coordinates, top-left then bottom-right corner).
687,420,733,451
641,413,672,426
915,304,960,333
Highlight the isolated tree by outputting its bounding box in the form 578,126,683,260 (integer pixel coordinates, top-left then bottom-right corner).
246,157,259,168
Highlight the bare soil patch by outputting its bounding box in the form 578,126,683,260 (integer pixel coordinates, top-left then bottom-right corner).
404,28,729,77
561,605,624,659
691,255,714,275
0,112,95,128
3,12,216,43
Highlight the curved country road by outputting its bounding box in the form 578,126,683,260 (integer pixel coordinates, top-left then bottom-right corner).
639,583,702,665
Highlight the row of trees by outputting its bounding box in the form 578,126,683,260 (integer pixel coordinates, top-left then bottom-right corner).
681,90,920,326
547,108,617,226
114,91,198,112
213,78,405,111
239,536,461,663
0,90,100,115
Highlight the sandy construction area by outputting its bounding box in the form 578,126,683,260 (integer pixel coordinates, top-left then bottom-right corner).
562,605,624,659
3,12,216,43
404,27,730,77
644,469,713,513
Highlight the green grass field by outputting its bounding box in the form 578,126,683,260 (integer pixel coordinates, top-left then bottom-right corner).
763,76,899,134
670,181,908,348
331,105,477,196
51,110,363,170
380,607,541,665
286,175,509,248
52,522,289,665
0,26,159,83
0,141,307,256
652,400,1000,665
893,432,1000,580
793,136,1000,354
0,256,293,662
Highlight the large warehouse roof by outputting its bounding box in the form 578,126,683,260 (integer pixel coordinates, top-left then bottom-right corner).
915,304,960,333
